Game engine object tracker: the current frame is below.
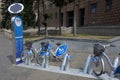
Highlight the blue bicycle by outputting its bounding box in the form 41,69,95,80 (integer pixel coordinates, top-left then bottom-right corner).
36,42,68,64
36,41,52,65
20,41,36,64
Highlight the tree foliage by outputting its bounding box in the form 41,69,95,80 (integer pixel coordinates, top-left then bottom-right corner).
53,0,66,35
0,0,35,30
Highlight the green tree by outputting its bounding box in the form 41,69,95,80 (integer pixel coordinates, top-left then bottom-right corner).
41,0,51,37
21,0,35,29
0,0,35,30
53,0,66,35
0,0,12,29
36,0,41,35
73,0,77,36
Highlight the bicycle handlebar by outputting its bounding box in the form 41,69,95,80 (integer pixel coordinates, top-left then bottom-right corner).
102,44,116,48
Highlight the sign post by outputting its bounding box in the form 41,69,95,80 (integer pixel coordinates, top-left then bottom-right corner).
8,3,24,64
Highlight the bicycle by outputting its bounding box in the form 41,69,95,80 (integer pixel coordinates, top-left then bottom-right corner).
36,42,68,64
21,40,68,67
36,41,52,65
50,42,68,61
90,43,120,78
20,41,36,64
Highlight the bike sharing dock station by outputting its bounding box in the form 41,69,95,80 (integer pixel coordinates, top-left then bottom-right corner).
8,3,120,80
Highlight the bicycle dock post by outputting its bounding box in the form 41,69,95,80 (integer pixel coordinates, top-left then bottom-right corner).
83,54,91,74
110,57,119,77
25,55,32,65
60,54,70,71
41,53,49,68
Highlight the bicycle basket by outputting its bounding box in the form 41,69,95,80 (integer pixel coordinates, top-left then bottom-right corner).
93,43,105,56
25,41,32,49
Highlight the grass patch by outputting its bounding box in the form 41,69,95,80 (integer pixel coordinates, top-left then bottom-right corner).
49,33,116,40
24,33,45,41
24,33,116,42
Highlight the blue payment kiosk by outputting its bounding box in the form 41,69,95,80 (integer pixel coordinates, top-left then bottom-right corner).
12,16,23,64
8,3,24,64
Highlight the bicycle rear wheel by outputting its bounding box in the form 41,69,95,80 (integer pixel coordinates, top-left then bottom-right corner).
92,56,104,76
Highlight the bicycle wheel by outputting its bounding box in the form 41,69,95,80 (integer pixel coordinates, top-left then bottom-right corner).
92,56,104,76
36,53,44,65
20,48,35,62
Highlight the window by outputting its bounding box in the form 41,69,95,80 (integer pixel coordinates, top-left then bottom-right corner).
106,0,112,11
69,0,74,3
55,13,57,19
91,3,97,13
67,11,74,27
60,13,63,26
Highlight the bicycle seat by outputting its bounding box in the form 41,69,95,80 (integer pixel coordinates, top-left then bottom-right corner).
56,42,61,46
40,42,46,46
25,41,32,49
40,41,52,52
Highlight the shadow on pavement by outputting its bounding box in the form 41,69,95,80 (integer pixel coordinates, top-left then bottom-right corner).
7,55,14,64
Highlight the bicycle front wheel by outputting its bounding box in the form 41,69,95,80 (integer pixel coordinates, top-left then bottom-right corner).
92,56,105,76
20,48,35,62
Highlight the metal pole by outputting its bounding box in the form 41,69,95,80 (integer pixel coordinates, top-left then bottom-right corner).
60,54,69,71
11,16,16,65
83,54,91,74
41,52,49,68
110,57,119,77
41,56,46,68
12,30,16,65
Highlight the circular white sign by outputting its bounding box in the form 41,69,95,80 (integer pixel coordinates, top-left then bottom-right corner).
8,3,24,14
15,17,22,26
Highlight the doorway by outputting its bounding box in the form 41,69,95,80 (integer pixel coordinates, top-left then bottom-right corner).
80,8,85,26
67,11,74,27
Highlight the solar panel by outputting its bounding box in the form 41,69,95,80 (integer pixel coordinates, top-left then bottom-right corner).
8,3,24,14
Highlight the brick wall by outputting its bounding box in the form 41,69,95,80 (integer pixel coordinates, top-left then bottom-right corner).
85,0,120,26
45,0,120,27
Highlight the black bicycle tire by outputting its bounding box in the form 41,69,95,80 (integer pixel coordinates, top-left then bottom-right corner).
93,56,104,76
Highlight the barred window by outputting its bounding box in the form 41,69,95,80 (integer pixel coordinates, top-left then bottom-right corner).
106,0,112,11
91,3,97,13
68,0,74,3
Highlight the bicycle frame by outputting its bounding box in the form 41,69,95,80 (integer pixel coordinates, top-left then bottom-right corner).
102,52,115,71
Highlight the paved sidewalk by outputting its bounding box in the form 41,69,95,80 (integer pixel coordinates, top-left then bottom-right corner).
0,34,96,80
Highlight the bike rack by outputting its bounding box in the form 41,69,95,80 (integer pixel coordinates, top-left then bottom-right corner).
110,57,119,77
25,55,31,65
83,54,91,74
60,53,70,71
16,54,120,79
41,53,49,68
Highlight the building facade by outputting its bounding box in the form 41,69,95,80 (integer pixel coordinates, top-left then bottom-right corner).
46,0,120,27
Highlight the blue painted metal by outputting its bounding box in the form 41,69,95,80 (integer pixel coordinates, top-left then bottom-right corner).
39,43,52,56
91,57,98,63
55,44,68,57
115,66,120,74
12,16,23,64
48,43,53,51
